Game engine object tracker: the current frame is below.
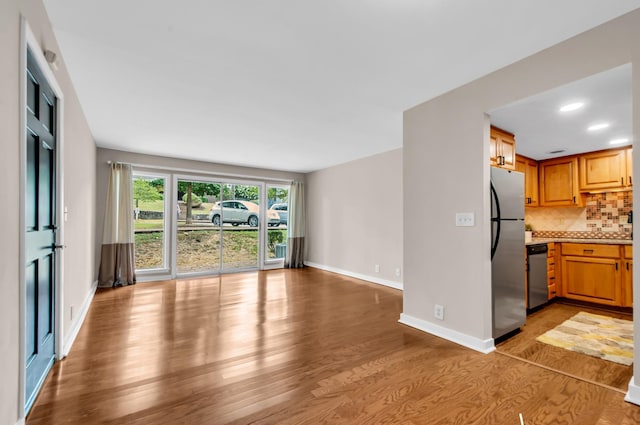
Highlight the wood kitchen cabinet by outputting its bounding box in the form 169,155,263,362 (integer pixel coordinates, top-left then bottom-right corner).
547,243,556,299
515,154,539,206
490,126,516,170
623,245,633,307
539,156,583,207
627,147,633,188
560,243,623,306
578,147,632,191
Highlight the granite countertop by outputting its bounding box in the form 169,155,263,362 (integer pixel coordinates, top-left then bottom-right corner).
526,237,632,246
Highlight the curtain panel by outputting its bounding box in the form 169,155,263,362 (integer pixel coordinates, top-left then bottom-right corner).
98,163,136,287
286,181,305,268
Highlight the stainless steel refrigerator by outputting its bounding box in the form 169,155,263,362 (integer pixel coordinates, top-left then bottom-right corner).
490,167,526,339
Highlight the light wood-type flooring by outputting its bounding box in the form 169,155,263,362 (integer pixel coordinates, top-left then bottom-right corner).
27,268,640,424
496,301,634,392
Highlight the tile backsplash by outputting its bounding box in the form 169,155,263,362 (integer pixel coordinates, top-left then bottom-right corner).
526,191,632,238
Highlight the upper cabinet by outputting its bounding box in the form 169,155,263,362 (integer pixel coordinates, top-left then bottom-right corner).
515,154,539,206
539,156,583,207
578,147,632,192
627,148,633,188
490,126,516,170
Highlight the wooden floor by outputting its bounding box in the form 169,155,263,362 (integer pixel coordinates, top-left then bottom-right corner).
27,268,640,424
496,301,634,391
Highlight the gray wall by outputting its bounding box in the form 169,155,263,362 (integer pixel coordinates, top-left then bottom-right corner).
95,148,305,278
403,7,640,377
306,149,403,287
0,1,97,423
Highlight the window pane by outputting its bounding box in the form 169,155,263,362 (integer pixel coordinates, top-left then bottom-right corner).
133,175,166,270
176,179,221,274
221,184,259,270
266,185,289,260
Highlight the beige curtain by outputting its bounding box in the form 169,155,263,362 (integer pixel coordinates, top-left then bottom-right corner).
285,181,305,268
98,163,136,287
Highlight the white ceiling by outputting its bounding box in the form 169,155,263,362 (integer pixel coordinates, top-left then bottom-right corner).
43,1,640,173
490,64,632,160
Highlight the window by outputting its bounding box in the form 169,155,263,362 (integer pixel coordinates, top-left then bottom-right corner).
132,174,167,271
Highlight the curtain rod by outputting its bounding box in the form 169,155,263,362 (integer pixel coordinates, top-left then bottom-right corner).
105,160,295,184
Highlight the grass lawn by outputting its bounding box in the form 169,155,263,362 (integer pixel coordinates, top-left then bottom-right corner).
135,228,287,271
135,200,215,214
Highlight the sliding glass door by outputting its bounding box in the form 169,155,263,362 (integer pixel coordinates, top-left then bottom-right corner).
175,179,262,275
175,179,222,274
132,170,290,278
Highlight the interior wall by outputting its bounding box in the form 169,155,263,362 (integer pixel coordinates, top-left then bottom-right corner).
403,7,640,377
95,148,305,278
0,1,97,424
305,149,403,287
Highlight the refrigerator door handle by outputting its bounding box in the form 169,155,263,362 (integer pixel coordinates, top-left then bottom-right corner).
490,182,501,260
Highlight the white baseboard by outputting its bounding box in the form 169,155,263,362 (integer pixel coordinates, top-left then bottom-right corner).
625,377,640,405
62,280,98,357
305,261,403,290
399,312,495,354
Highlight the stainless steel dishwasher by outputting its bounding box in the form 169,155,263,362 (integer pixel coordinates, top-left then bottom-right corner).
527,243,548,310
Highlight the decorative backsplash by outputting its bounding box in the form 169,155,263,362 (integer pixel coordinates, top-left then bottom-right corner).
526,191,632,239
532,230,630,240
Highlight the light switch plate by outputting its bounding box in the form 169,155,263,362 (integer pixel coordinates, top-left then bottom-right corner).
455,212,475,227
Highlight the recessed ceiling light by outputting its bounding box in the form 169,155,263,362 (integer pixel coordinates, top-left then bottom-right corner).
609,138,630,145
559,102,584,112
587,123,610,131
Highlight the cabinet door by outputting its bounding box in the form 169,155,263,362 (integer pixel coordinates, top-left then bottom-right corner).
627,147,633,187
623,259,633,307
539,157,581,206
490,133,499,167
516,155,539,206
579,149,626,191
490,126,516,170
500,135,516,170
525,160,539,206
561,256,621,306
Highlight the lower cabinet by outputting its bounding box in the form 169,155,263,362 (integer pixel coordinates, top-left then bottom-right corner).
547,243,556,299
560,243,626,307
623,245,633,307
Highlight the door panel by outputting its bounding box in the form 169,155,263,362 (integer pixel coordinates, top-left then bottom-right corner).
25,261,36,363
26,131,38,230
266,185,289,261
175,179,221,274
222,185,259,270
25,48,57,413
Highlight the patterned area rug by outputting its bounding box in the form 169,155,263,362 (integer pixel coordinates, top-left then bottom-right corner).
536,311,634,366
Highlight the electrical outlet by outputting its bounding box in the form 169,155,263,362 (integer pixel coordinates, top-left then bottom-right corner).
434,304,444,320
375,264,380,273
455,212,475,227
70,306,74,321
395,268,401,277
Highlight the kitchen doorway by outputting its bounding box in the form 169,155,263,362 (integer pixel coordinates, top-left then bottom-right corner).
488,64,634,389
